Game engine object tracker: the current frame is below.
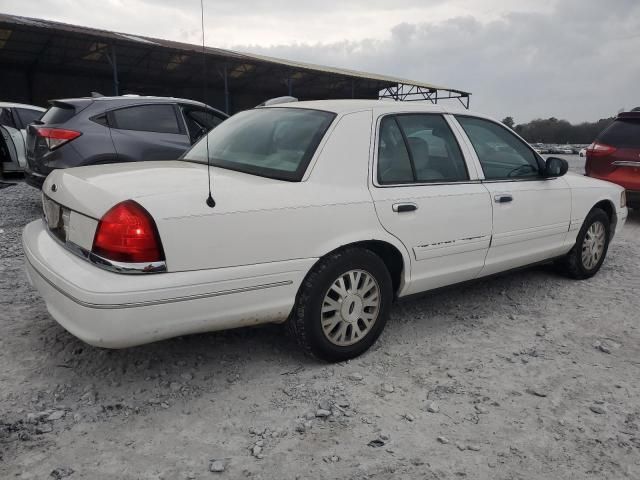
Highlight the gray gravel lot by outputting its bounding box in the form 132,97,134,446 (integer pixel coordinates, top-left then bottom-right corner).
1,157,640,479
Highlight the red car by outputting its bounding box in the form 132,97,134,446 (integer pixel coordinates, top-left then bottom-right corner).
586,111,640,208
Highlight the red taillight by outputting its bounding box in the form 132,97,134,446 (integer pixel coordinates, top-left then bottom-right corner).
586,142,617,157
34,127,81,150
92,200,164,264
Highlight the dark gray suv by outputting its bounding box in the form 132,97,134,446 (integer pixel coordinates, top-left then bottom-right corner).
24,96,227,188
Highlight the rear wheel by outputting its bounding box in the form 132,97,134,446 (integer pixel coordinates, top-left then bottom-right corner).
287,248,393,362
556,208,610,279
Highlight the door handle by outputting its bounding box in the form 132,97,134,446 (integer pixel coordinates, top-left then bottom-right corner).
494,194,513,204
392,203,418,213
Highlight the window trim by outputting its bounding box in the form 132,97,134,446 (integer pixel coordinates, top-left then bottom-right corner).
106,103,187,135
374,112,472,187
454,114,547,182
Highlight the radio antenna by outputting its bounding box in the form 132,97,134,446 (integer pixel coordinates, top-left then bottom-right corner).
201,0,215,208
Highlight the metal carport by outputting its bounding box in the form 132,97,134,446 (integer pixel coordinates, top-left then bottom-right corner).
0,14,471,114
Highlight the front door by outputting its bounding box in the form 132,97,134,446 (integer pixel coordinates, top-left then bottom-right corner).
453,115,571,277
368,113,493,295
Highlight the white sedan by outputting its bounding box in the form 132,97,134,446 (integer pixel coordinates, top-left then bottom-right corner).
22,100,628,361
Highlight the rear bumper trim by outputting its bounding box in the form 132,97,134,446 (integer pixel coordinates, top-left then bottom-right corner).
26,254,292,310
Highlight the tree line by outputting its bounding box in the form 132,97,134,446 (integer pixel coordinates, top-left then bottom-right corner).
501,116,615,145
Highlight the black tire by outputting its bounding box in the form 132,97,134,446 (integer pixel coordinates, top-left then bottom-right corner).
287,247,393,362
556,207,611,279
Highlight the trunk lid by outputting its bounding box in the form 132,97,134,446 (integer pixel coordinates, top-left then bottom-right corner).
42,160,292,220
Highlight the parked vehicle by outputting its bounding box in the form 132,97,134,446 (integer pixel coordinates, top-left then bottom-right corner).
579,148,587,157
548,145,574,155
586,111,640,208
22,96,228,188
22,100,627,362
0,102,46,174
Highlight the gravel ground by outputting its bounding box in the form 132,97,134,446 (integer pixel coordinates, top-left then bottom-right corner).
1,158,640,479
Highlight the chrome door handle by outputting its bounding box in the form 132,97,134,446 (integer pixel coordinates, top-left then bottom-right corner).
494,194,513,204
392,203,418,213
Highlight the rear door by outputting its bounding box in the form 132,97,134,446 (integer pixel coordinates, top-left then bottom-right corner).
108,104,190,161
368,112,492,295
452,115,571,276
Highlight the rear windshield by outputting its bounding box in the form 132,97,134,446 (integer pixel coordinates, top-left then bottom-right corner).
41,105,76,124
181,107,335,181
598,119,640,148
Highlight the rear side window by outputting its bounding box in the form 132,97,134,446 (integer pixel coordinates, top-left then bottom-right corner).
15,108,43,127
396,115,468,182
598,119,640,148
378,117,414,184
110,104,181,134
377,114,468,184
41,106,76,124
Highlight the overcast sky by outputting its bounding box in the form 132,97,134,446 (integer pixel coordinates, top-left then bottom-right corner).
1,0,638,123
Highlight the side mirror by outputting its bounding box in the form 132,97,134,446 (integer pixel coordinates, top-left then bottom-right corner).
544,157,569,178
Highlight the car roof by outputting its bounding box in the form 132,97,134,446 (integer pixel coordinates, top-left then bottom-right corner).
54,95,210,108
0,102,46,111
263,99,483,118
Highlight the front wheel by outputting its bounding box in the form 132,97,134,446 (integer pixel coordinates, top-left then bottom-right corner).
287,248,393,362
556,208,611,279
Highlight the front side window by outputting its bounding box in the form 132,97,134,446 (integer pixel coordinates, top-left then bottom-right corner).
181,106,224,143
181,107,335,181
110,104,181,134
377,114,468,184
456,116,541,180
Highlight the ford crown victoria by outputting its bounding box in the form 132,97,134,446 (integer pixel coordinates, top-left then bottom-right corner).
22,100,627,361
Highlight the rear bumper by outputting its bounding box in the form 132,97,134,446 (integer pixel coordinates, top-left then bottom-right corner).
22,219,314,348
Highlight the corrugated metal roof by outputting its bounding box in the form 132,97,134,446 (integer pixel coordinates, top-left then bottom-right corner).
0,13,469,96
230,50,467,94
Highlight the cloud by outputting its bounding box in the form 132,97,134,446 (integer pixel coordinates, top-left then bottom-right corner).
234,0,640,122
